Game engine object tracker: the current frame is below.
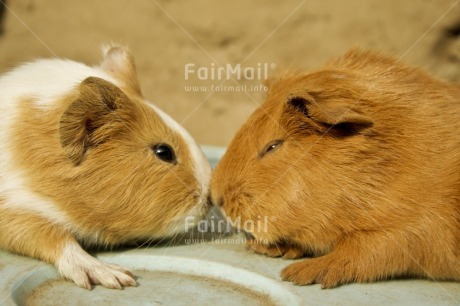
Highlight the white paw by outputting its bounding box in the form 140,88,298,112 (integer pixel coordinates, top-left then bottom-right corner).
57,243,137,289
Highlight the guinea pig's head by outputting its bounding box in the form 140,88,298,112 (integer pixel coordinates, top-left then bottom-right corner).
57,47,211,243
211,69,375,245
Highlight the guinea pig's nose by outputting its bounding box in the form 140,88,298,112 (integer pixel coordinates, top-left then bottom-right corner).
205,194,213,209
209,194,224,207
216,197,224,207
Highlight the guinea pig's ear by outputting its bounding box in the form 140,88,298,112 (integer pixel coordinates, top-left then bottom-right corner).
59,77,126,166
100,45,142,96
286,94,373,133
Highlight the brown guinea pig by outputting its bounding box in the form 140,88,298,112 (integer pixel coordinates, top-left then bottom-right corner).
0,46,211,289
211,49,460,288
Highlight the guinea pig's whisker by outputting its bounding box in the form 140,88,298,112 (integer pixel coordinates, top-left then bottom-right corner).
135,238,151,249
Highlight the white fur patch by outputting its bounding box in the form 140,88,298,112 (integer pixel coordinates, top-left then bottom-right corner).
0,179,72,226
148,104,211,197
57,242,136,289
0,58,120,109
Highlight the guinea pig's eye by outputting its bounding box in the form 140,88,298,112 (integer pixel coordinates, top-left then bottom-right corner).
152,143,176,164
260,140,283,157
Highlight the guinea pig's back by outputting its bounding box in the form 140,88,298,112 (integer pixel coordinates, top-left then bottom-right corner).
0,59,115,110
336,50,460,161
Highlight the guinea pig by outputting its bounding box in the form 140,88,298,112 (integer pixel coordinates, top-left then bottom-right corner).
211,49,460,288
0,46,211,289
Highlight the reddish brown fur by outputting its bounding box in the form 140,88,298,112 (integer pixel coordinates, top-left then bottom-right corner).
211,50,460,288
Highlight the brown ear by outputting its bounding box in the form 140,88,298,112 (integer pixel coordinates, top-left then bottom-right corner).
100,46,142,96
59,77,127,165
286,94,373,130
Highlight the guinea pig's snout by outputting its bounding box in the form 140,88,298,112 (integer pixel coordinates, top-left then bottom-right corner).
216,197,224,208
205,194,214,209
209,193,224,208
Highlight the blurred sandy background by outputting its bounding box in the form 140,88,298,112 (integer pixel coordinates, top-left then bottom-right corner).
0,0,459,147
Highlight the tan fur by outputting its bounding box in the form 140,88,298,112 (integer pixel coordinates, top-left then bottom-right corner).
211,50,460,288
10,82,198,246
0,198,71,263
0,48,208,288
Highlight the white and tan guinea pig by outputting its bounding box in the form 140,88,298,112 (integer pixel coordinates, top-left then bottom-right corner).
211,50,460,288
0,46,211,289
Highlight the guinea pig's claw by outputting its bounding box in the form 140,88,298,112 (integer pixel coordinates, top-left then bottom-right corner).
247,240,305,259
246,240,281,257
281,259,326,286
70,263,137,290
281,256,346,288
282,248,305,260
58,249,137,289
87,264,137,289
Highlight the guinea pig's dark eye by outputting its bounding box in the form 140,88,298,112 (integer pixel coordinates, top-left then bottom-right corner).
260,140,283,158
152,143,176,164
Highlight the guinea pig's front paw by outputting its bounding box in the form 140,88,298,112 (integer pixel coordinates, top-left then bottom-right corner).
281,256,349,288
246,240,305,259
59,259,137,290
57,245,137,289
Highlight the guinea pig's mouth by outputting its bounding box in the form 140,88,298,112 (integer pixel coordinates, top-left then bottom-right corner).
162,194,212,237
